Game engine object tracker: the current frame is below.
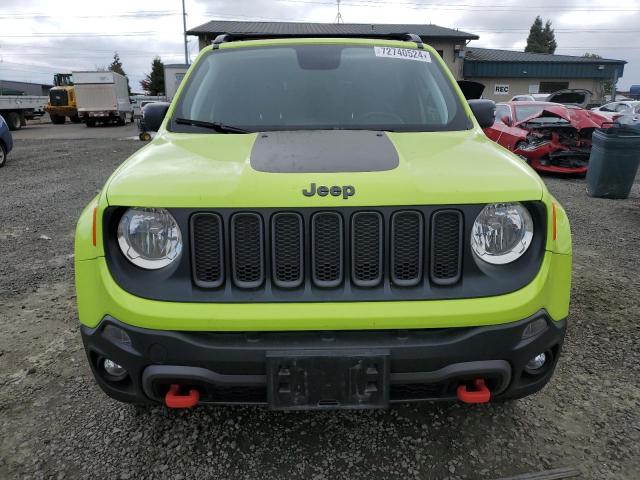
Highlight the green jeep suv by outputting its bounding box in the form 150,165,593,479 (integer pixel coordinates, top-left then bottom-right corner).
75,34,571,410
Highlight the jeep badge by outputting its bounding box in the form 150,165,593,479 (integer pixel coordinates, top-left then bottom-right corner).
302,183,355,199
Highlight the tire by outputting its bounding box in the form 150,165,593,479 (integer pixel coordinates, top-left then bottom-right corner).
86,120,96,128
117,114,126,126
0,143,6,168
50,114,66,125
69,114,81,123
6,111,21,130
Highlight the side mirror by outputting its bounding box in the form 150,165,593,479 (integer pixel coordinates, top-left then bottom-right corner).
468,99,496,129
500,115,511,126
142,102,170,132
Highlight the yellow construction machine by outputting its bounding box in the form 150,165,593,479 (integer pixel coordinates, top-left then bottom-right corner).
44,73,80,124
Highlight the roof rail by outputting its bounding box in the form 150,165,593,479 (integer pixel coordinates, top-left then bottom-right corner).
211,32,424,49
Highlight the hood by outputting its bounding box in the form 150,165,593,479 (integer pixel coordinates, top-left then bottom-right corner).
105,130,544,208
516,105,605,130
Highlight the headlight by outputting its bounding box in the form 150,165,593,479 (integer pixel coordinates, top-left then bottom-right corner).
471,202,533,265
117,208,182,269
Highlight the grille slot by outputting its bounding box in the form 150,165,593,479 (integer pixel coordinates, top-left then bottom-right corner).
191,213,224,288
271,213,304,288
351,212,383,287
430,210,463,285
231,213,265,288
311,212,344,288
391,211,424,286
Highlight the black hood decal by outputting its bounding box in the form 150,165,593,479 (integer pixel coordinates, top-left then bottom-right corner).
250,130,399,173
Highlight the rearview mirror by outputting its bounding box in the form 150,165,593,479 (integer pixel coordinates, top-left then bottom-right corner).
142,102,170,132
468,100,496,129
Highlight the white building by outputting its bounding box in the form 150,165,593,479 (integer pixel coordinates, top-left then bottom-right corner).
163,64,189,100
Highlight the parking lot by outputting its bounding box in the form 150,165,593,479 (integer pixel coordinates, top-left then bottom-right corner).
0,123,639,480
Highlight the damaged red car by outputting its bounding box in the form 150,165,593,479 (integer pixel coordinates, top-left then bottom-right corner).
484,101,609,175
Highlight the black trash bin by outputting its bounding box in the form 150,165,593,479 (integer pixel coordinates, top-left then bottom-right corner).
587,125,640,199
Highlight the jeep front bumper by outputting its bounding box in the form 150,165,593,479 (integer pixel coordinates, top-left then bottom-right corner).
81,310,566,408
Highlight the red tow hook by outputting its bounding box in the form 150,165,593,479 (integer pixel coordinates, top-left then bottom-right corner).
164,384,200,409
456,378,491,404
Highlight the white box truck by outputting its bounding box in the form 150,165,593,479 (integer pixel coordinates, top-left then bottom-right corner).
73,71,132,127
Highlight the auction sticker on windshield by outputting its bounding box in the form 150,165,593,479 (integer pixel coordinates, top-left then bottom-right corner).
374,46,431,62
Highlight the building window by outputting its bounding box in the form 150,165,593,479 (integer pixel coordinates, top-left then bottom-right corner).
539,81,569,93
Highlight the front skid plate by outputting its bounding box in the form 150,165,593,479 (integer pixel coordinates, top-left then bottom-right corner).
267,350,390,410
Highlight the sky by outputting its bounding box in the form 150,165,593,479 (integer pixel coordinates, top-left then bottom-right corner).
0,0,638,91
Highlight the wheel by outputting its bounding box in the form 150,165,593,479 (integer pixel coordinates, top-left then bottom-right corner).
86,120,96,128
117,114,126,126
6,111,21,130
0,142,6,168
139,132,151,141
69,114,81,123
50,114,65,125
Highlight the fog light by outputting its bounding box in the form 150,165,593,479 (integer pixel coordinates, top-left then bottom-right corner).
526,353,547,371
103,358,127,378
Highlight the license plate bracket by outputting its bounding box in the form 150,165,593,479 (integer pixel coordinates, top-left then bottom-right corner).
266,350,389,410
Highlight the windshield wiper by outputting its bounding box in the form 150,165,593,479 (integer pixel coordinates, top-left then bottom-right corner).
175,118,251,133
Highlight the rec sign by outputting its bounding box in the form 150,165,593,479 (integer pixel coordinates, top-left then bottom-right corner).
494,84,510,95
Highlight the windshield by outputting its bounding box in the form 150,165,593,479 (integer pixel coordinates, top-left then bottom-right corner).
54,74,73,87
170,44,471,133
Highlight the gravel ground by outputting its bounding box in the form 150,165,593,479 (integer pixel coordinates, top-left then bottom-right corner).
0,127,639,480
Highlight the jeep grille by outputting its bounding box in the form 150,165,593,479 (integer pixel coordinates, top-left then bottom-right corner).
191,208,462,291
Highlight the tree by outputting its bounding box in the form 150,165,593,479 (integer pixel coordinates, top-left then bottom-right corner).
542,20,557,54
525,16,545,53
140,56,165,96
525,16,557,54
108,52,131,95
